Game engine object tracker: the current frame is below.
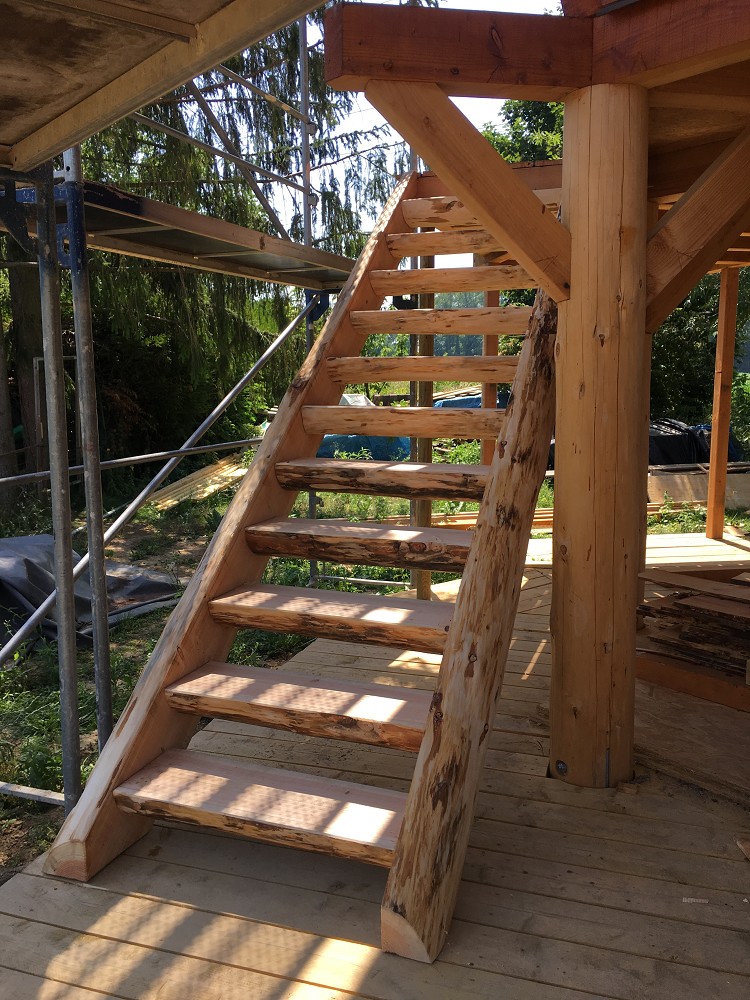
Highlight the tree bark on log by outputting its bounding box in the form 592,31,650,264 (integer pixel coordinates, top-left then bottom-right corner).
380,287,557,963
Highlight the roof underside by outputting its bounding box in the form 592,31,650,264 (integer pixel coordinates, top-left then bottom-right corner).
0,0,320,172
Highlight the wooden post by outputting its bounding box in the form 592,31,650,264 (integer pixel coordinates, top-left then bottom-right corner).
549,84,649,788
706,267,739,539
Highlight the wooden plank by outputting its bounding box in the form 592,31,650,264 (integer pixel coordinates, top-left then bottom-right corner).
382,288,558,962
401,196,479,230
245,517,472,570
707,268,740,537
275,458,490,500
0,911,355,1000
550,84,649,788
350,306,532,336
369,264,535,296
43,0,198,40
114,749,405,866
366,81,571,302
10,0,322,171
325,3,593,99
636,649,750,713
327,355,519,385
639,567,750,600
676,592,750,621
647,127,750,331
301,404,506,440
209,584,453,653
165,661,431,751
593,0,750,89
43,174,420,882
387,228,504,258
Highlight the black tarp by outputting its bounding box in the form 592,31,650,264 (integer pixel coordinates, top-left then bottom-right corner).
0,535,179,652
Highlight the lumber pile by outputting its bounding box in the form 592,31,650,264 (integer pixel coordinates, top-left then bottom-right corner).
150,453,248,511
639,569,750,684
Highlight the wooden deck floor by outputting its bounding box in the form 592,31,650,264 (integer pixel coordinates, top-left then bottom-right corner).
1,539,749,998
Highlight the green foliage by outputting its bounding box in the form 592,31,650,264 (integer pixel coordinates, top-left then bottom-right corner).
483,100,564,164
651,271,750,433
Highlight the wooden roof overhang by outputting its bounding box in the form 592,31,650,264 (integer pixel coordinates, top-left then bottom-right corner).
0,0,321,173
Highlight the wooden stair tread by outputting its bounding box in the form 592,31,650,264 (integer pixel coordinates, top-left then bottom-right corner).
350,306,531,336
209,584,453,653
165,660,432,750
370,264,535,295
326,355,519,384
113,748,405,866
301,404,506,439
275,458,489,500
401,195,480,230
386,228,504,257
245,516,472,570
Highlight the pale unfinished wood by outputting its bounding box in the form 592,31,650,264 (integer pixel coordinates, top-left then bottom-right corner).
245,518,472,570
550,84,649,788
401,196,480,230
707,268,740,538
386,228,504,258
366,81,571,301
647,127,750,331
209,584,453,653
43,174,420,882
114,749,405,866
275,458,489,501
381,287,557,962
326,355,519,385
350,306,532,336
369,265,535,296
301,404,506,440
165,661,431,751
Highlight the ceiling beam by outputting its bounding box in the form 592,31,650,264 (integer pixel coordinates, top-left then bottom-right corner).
646,126,750,331
39,1,197,41
325,3,592,100
366,81,571,302
9,0,320,172
593,0,750,88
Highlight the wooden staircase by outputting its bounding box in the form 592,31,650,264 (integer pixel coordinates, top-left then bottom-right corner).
44,173,557,963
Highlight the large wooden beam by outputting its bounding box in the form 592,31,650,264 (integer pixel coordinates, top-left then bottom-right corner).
325,3,592,100
550,83,649,788
646,127,750,331
593,0,750,88
366,81,572,302
706,268,740,539
9,0,320,171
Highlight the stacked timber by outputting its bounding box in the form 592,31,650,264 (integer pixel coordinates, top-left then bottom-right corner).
639,569,750,682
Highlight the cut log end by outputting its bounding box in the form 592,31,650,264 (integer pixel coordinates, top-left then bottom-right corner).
381,904,439,964
42,841,93,881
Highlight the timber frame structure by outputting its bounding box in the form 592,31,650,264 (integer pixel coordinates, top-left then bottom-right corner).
325,0,750,786
2,0,750,979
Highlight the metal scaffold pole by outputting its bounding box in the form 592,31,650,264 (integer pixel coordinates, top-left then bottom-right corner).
299,13,319,584
36,162,81,813
63,146,113,750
